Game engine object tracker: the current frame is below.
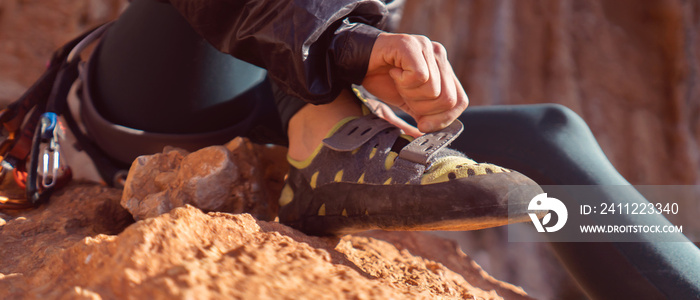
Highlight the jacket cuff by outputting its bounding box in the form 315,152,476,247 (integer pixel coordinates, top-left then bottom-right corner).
333,23,384,85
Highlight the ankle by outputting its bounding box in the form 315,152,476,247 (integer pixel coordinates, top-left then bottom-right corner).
287,89,363,162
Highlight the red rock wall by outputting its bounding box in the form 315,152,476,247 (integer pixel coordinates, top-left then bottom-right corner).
0,0,126,101
399,0,700,185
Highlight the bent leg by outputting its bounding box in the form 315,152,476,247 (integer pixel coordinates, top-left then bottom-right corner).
450,104,700,299
88,0,285,141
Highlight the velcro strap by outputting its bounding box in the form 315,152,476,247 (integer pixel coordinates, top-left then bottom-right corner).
322,114,397,151
398,120,463,166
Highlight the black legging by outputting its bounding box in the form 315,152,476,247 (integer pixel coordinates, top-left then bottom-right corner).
452,105,700,299
90,0,290,146
89,1,700,299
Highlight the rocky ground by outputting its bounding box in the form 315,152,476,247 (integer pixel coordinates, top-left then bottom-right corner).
0,139,533,299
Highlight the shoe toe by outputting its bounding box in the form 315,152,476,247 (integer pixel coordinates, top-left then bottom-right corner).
421,156,514,184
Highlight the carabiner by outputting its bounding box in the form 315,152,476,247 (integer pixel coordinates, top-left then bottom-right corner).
37,112,69,189
26,112,71,205
40,136,61,188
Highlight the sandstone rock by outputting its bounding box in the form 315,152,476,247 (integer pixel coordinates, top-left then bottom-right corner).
0,184,133,288
121,147,187,220
224,137,289,222
121,138,287,222
174,146,238,211
0,187,531,300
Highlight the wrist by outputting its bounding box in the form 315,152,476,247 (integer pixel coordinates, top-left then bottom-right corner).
331,23,384,84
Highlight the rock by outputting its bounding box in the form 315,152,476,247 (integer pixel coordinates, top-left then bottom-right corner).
175,146,238,211
121,138,287,221
355,230,536,299
399,0,700,186
430,227,585,300
0,183,133,292
224,137,289,222
121,147,187,220
0,190,532,299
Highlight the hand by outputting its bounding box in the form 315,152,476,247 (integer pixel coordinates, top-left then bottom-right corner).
361,33,469,133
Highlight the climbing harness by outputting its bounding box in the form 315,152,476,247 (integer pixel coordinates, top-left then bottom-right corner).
0,22,122,209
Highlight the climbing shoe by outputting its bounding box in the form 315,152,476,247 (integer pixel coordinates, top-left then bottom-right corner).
278,113,544,236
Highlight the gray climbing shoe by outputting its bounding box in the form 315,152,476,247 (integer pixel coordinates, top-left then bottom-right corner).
278,114,543,236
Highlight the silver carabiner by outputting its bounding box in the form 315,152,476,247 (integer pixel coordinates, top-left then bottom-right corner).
37,113,68,189
40,139,61,188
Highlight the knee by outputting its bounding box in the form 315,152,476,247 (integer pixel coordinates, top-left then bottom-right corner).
536,103,589,133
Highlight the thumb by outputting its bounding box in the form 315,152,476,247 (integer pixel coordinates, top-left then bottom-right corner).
389,67,404,82
390,65,428,90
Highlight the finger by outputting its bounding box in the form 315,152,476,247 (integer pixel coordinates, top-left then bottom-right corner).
381,108,423,138
389,56,429,89
367,97,424,138
433,42,457,112
418,42,442,99
405,96,455,116
415,77,469,132
389,36,433,89
362,72,404,106
395,42,442,101
403,43,458,116
396,102,423,127
396,118,424,138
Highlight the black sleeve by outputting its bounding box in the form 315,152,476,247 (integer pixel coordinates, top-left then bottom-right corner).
168,0,388,104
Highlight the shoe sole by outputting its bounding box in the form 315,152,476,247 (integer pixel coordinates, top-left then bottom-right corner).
280,171,544,236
